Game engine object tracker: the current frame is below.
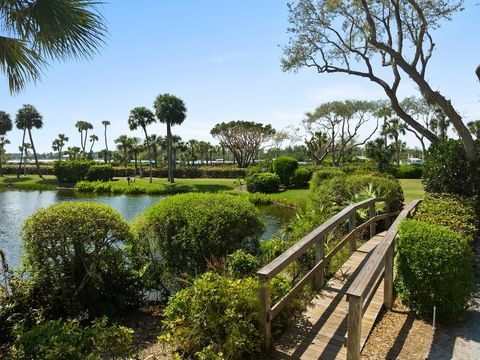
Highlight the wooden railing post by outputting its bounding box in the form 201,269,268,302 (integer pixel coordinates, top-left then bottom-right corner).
384,240,394,309
349,212,356,253
347,294,363,360
258,274,272,350
314,237,325,290
369,203,376,238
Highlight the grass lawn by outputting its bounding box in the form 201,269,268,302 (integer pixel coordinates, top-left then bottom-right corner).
0,174,58,190
399,179,424,204
266,189,310,208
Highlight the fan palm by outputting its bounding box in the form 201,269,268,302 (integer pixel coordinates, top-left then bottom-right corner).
154,94,187,183
75,121,93,154
0,111,13,135
89,134,98,154
52,133,69,160
1,0,106,94
382,118,406,166
128,107,155,182
15,104,43,178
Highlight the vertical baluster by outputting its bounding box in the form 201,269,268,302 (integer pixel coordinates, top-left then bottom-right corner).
349,211,356,253
314,237,325,290
347,294,363,360
369,202,376,238
258,274,271,349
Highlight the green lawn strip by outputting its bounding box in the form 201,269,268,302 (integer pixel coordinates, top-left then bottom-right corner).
0,175,58,190
399,179,424,204
265,188,310,208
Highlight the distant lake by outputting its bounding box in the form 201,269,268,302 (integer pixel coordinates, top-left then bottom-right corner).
0,190,295,269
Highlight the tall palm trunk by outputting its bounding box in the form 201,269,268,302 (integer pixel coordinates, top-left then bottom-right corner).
134,152,138,176
143,128,153,183
395,135,400,166
17,128,26,178
83,129,89,156
167,121,174,183
58,147,62,161
80,131,84,153
28,128,43,178
104,125,108,163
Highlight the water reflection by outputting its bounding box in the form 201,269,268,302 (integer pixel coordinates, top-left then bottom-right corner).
0,190,294,269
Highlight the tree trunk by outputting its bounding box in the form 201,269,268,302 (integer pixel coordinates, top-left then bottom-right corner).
58,148,62,161
134,152,138,176
167,121,174,183
28,129,43,179
143,128,153,183
17,129,26,178
104,125,109,163
0,150,3,177
395,136,400,166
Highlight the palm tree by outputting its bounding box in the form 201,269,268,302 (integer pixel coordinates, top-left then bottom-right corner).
0,1,106,94
467,120,480,140
0,136,10,176
128,137,142,176
101,120,110,162
67,146,81,160
89,134,98,155
0,111,13,135
382,118,406,166
75,121,93,155
188,139,198,165
128,107,156,182
431,108,450,140
15,105,43,178
52,134,69,160
154,94,187,183
115,135,131,167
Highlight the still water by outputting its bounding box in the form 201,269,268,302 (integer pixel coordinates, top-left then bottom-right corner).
0,190,294,269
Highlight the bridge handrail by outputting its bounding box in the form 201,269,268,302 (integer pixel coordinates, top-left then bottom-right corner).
258,197,400,350
345,199,422,360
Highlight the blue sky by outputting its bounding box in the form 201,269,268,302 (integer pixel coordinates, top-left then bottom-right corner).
1,1,479,153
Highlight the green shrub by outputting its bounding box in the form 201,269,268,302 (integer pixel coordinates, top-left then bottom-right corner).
132,193,264,283
21,202,138,318
415,193,478,242
396,219,474,323
86,164,114,182
74,180,97,193
292,167,311,188
246,160,273,177
53,160,93,183
386,165,423,179
227,250,259,278
246,172,280,193
422,139,480,197
10,317,135,360
309,167,345,190
160,272,294,359
272,156,298,185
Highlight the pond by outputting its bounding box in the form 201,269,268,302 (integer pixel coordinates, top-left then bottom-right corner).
0,190,295,269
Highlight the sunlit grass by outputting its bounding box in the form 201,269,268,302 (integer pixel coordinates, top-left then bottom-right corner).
399,179,424,204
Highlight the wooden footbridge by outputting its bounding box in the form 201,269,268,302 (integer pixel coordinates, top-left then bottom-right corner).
257,198,422,360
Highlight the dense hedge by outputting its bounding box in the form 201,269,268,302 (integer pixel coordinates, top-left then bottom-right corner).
415,193,478,242
423,139,480,197
386,165,423,179
292,167,311,188
246,172,281,193
396,220,474,322
273,156,298,185
131,193,265,286
21,202,138,319
86,164,114,182
53,160,93,183
113,166,247,179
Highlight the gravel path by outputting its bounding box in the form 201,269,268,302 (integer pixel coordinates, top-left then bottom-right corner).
362,240,480,360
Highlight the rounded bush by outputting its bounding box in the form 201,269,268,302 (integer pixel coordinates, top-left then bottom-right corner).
423,140,479,197
21,202,137,318
396,219,474,323
53,160,93,183
246,172,280,193
386,165,423,179
309,167,344,190
132,193,265,279
86,164,114,182
292,167,311,188
272,156,298,185
227,250,259,278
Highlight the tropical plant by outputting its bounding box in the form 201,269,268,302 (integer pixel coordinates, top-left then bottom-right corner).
381,118,406,165
88,134,98,155
128,107,156,182
52,134,69,160
467,120,480,140
101,120,110,162
0,136,10,176
114,135,131,167
365,138,394,171
66,146,81,160
15,104,43,178
0,0,107,94
75,120,93,155
154,93,187,183
0,111,12,135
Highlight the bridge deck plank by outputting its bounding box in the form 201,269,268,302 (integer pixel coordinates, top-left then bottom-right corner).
271,233,386,360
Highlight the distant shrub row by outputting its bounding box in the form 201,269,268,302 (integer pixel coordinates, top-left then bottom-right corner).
53,161,114,183
386,164,423,179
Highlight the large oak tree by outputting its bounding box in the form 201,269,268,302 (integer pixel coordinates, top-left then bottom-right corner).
283,0,477,160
